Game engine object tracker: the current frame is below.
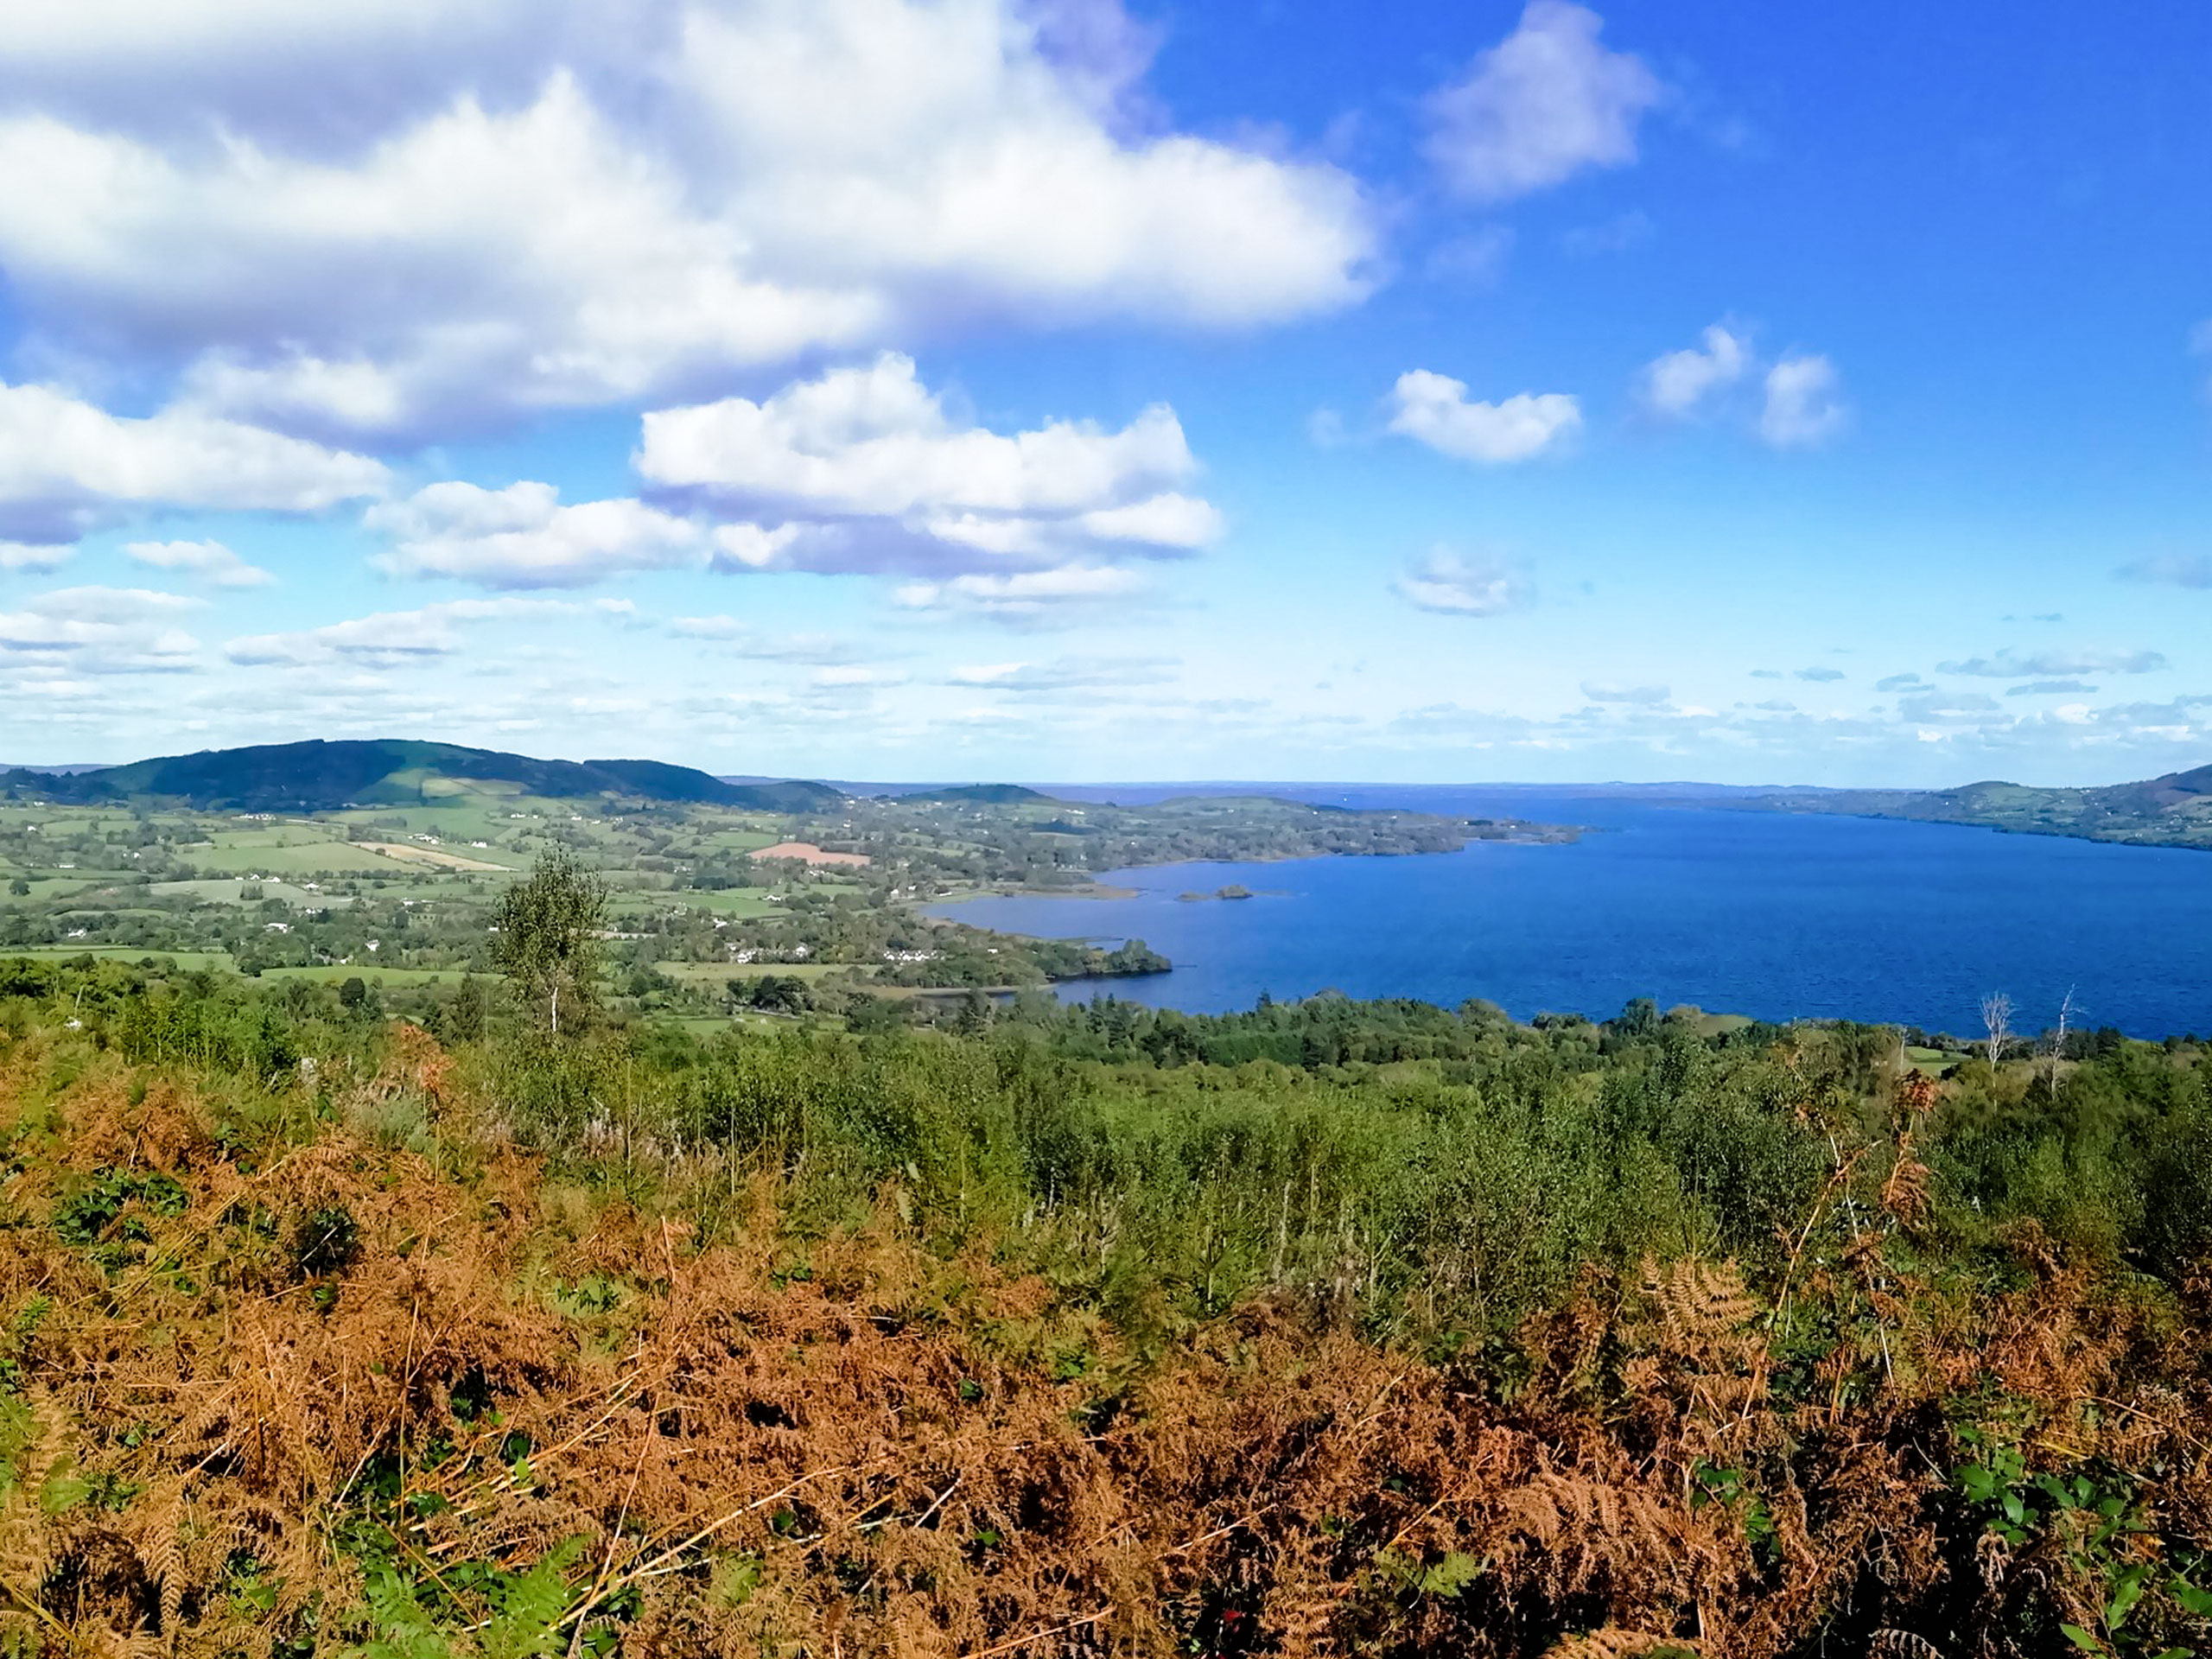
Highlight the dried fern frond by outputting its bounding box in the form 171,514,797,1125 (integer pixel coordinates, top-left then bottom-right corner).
1548,1627,1704,1659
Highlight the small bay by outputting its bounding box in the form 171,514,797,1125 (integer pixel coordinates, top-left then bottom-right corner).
925,786,2212,1038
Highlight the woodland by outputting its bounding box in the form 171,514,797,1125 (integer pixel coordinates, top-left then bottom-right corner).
0,914,2206,1656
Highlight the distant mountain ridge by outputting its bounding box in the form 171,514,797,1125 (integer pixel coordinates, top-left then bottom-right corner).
1758,762,2212,850
0,739,843,813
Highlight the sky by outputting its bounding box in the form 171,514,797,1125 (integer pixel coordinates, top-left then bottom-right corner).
2,0,2210,787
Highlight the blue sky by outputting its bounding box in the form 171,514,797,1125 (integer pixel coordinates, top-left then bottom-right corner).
2,0,2209,785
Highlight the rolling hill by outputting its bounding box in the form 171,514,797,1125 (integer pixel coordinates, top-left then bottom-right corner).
1759,761,2212,849
0,739,844,813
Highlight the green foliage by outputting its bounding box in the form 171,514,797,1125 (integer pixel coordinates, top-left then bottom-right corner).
1955,1427,2212,1656
490,850,609,1038
292,1203,363,1277
53,1167,188,1247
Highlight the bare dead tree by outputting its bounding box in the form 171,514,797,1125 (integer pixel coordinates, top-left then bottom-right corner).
1980,992,2013,1068
2046,985,2078,1101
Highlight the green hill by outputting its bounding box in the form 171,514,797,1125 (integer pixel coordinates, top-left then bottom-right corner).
1761,761,2212,849
0,739,843,813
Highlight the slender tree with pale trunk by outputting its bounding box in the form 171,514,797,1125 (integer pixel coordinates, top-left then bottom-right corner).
1980,991,2013,1068
2047,985,2078,1101
491,849,609,1038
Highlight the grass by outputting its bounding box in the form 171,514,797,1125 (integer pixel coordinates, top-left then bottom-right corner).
150,878,334,906
3,945,237,969
257,964,472,987
187,840,417,875
652,960,855,985
656,888,790,918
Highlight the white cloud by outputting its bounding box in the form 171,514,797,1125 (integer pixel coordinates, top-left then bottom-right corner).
1385,370,1580,465
2118,553,2212,589
1794,665,1845,683
224,596,576,667
642,353,1191,518
1425,2,1663,203
1580,680,1670,705
893,563,1146,625
0,584,203,673
0,1,1373,442
124,538,273,588
945,654,1173,691
0,542,76,574
365,482,703,588
0,380,387,542
1898,690,2001,721
667,616,863,664
1395,549,1530,616
1759,354,1846,448
2005,679,2098,696
1936,647,2167,678
1641,324,1750,416
640,353,1220,575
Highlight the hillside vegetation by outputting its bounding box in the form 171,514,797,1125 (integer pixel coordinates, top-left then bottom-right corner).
1763,764,2212,850
0,953,2207,1657
0,741,841,816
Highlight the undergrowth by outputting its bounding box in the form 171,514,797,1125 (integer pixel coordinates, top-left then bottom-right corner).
0,969,2202,1657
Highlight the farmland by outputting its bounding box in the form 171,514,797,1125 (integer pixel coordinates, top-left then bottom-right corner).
0,775,1555,1027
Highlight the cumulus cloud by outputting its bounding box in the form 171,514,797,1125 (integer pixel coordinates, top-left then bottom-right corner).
2118,553,2212,588
0,584,203,673
1394,549,1531,616
1937,648,2167,677
639,353,1220,575
0,380,387,543
1641,323,1749,416
224,596,577,666
0,1,1374,442
1424,2,1662,203
1385,370,1580,465
1580,680,1670,705
365,482,703,588
1874,672,1925,693
1759,354,1846,448
2006,679,2097,696
1794,665,1844,683
124,538,273,588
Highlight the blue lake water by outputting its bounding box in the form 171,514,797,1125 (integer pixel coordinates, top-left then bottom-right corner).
925,786,2212,1039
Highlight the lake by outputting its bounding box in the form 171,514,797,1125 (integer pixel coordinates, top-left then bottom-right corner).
925,786,2212,1039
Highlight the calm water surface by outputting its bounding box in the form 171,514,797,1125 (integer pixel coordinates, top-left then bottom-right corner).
925,787,2212,1038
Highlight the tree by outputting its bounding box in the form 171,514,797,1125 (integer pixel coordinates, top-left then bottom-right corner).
2045,984,2078,1101
1980,991,2013,1067
491,849,609,1038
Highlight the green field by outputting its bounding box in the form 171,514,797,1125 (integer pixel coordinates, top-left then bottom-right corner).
652,960,855,986
184,840,417,875
257,964,474,988
3,946,237,970
150,878,337,906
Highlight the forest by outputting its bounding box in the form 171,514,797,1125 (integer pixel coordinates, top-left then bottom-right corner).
0,920,2207,1658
